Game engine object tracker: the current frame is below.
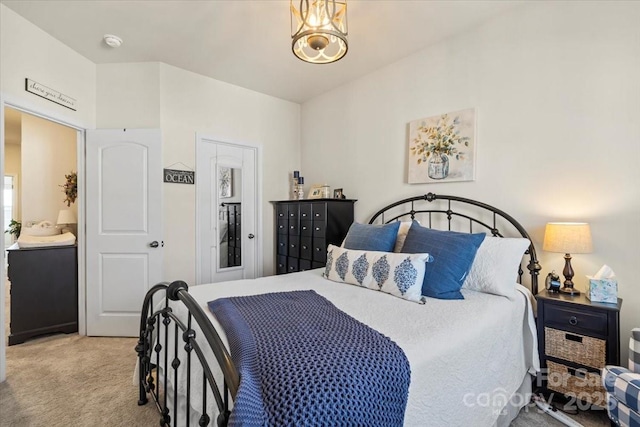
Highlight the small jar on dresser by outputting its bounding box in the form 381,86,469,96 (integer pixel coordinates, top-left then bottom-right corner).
536,289,622,408
272,199,356,274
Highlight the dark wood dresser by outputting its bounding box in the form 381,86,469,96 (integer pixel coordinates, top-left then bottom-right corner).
7,245,78,345
536,289,622,407
272,199,355,274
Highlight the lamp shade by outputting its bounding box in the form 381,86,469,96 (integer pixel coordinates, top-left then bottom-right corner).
543,222,593,254
57,209,77,225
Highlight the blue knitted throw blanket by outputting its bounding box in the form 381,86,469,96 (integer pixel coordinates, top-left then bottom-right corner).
207,290,411,427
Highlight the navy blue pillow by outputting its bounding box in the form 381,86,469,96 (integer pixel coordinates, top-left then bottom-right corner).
401,222,485,300
342,222,401,252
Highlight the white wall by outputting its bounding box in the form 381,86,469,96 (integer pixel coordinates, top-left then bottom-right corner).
5,140,22,223
96,63,161,129
301,1,640,359
159,63,300,283
0,2,96,383
96,62,301,284
20,113,77,225
0,4,96,128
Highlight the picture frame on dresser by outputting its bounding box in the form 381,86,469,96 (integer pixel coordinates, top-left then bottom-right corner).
536,289,622,411
307,184,324,199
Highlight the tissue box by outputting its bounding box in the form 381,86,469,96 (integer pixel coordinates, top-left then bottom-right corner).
586,277,618,303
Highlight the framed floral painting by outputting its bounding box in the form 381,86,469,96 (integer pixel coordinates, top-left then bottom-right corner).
408,108,476,184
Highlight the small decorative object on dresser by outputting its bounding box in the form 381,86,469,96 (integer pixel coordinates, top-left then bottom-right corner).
307,184,324,199
272,199,356,274
333,188,344,199
545,271,562,293
536,290,622,410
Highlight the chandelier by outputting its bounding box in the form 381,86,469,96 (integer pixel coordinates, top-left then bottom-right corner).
290,0,348,64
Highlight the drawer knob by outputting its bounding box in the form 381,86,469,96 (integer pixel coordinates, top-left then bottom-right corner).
569,316,578,326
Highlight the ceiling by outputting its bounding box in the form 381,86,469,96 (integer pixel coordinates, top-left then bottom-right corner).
2,1,522,104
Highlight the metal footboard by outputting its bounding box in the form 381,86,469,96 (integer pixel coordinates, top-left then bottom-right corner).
136,280,239,426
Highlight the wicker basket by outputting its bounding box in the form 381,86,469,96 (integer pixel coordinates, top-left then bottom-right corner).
546,360,606,406
545,327,605,369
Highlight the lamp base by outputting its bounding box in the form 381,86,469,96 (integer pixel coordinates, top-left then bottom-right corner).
560,286,581,296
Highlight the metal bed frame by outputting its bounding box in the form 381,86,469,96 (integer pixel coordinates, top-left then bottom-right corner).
136,192,541,426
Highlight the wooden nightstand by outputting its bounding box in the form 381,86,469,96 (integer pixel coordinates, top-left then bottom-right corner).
536,290,622,407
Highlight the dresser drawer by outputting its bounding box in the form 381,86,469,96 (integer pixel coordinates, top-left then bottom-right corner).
287,257,299,273
277,236,288,256
288,236,300,258
277,219,288,234
288,206,298,220
544,304,607,337
300,237,312,260
546,360,605,406
300,220,312,237
276,255,287,275
312,238,327,262
288,221,299,235
544,327,606,368
299,259,312,272
276,204,288,219
300,203,312,220
312,221,326,236
311,205,326,221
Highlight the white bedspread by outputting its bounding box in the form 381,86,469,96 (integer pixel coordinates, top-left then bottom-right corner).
161,269,539,426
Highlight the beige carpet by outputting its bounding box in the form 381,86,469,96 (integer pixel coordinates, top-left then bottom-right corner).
0,333,158,426
0,333,612,427
0,278,611,426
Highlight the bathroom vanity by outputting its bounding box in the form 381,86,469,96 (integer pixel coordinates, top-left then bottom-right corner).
7,245,78,345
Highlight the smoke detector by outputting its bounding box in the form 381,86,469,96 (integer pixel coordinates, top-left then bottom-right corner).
103,34,123,48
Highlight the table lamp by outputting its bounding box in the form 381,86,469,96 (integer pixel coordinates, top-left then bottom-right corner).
543,222,593,295
57,209,77,234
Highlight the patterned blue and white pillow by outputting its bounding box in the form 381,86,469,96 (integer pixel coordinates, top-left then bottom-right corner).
324,244,433,303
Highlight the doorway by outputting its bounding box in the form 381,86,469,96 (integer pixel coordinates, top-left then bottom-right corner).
1,104,84,380
196,136,260,284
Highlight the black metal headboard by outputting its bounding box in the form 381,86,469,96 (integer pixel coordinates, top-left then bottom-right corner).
368,193,541,294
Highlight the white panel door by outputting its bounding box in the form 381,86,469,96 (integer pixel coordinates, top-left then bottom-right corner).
196,138,257,284
86,129,162,336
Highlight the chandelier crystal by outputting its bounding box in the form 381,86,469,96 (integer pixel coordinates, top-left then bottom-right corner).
291,0,348,64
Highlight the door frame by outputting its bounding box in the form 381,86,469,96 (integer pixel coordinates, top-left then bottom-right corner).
0,94,87,382
3,173,19,247
194,133,263,285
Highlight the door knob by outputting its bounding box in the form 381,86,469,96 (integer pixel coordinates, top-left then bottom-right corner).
248,234,255,239
149,241,159,248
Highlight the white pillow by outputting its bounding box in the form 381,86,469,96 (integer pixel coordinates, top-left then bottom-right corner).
462,237,531,299
393,221,413,253
324,244,432,303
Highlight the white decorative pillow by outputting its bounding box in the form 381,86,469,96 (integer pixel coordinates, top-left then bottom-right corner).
462,237,531,299
324,244,432,303
393,221,413,253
